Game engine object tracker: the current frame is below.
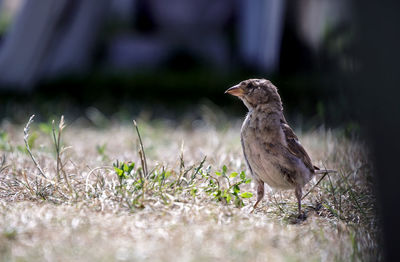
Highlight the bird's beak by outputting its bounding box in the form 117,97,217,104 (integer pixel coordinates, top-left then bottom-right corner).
225,85,244,97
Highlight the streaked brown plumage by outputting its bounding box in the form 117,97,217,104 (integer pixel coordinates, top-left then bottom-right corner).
225,78,334,216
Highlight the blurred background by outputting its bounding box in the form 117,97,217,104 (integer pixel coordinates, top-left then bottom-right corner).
0,0,355,127
1,1,400,261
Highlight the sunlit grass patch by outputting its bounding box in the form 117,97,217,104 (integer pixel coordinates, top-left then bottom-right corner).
0,114,380,261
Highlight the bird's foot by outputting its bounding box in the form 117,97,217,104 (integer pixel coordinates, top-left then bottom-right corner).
288,212,308,224
250,197,262,214
297,212,307,221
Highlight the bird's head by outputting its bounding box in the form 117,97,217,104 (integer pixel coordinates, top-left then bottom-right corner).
225,78,282,110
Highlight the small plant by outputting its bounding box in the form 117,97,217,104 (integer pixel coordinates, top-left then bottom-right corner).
52,116,68,183
209,165,253,207
38,121,53,135
96,143,109,161
112,160,145,208
0,131,12,152
22,115,76,199
111,159,253,209
107,121,254,210
113,161,136,183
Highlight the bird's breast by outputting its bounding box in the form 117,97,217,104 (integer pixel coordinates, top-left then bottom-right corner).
241,112,314,189
241,120,295,189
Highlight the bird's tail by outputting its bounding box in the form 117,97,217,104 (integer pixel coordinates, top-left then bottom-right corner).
314,169,337,174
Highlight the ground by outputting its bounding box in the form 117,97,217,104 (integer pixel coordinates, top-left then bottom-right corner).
0,114,379,261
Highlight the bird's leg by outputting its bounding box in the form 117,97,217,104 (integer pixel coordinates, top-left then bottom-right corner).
295,186,302,216
251,179,264,213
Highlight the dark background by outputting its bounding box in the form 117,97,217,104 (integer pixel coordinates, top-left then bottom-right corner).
354,1,400,261
0,0,399,260
0,0,354,128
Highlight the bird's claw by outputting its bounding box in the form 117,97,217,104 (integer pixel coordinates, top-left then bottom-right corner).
297,212,307,221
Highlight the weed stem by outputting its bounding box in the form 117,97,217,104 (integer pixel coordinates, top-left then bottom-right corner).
24,115,47,179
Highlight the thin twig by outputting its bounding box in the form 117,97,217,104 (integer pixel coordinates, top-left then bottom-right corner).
84,166,114,195
189,156,207,184
133,120,148,179
178,140,185,184
52,116,73,194
24,115,47,179
58,116,72,192
301,172,329,200
272,194,286,214
0,154,8,173
21,170,34,196
52,120,59,181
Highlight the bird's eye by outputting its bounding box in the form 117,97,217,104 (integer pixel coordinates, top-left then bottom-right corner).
247,83,254,89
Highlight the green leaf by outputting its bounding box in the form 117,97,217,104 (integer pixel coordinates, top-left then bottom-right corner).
225,192,232,203
240,171,246,180
229,172,239,178
233,184,240,195
96,144,106,155
240,192,253,198
215,171,222,176
28,131,38,149
16,145,25,153
114,167,123,177
123,163,129,173
0,131,8,141
127,162,135,174
39,123,52,135
190,187,197,197
213,190,222,199
234,196,244,207
222,165,227,174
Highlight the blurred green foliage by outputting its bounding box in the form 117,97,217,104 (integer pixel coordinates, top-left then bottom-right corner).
0,10,12,35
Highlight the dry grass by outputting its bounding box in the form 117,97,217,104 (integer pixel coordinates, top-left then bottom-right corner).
0,114,380,261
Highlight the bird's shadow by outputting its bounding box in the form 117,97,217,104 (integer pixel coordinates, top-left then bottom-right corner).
287,203,323,225
287,212,308,224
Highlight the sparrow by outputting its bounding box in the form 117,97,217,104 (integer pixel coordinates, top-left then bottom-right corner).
225,78,334,216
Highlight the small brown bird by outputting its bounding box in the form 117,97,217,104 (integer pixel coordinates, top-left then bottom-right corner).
225,78,334,216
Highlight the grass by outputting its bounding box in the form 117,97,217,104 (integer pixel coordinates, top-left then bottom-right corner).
0,112,380,261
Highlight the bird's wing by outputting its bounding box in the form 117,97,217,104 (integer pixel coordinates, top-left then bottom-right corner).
280,119,315,172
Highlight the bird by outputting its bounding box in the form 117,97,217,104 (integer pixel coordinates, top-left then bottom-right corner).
225,78,335,217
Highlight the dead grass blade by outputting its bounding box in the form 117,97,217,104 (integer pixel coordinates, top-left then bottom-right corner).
0,154,8,173
133,120,148,179
24,115,47,179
